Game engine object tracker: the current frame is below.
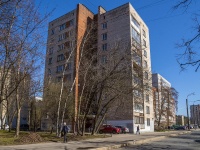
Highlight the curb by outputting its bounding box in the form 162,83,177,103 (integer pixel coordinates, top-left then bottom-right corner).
90,131,191,150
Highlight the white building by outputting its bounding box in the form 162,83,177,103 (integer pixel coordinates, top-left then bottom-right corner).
152,73,176,127
98,3,154,133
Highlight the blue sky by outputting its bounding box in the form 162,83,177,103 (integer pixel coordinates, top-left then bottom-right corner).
38,0,200,116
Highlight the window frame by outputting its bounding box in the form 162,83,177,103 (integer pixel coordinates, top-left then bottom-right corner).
102,43,107,51
146,106,150,114
102,33,107,40
147,118,150,126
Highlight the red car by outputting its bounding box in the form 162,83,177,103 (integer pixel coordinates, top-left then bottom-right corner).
99,125,121,134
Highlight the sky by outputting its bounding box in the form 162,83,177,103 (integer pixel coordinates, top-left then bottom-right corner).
37,0,200,116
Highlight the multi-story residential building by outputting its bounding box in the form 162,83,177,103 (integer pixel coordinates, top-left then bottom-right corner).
152,73,176,128
44,3,154,133
44,4,96,128
97,3,154,133
190,104,200,126
176,115,185,126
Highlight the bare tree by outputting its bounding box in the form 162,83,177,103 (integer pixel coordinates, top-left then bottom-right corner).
0,0,51,136
153,82,178,128
173,0,200,71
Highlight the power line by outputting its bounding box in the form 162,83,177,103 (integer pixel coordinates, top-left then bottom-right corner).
136,0,167,10
146,12,185,22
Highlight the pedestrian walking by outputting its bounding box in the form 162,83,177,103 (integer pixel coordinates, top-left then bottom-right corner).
136,125,140,134
61,122,69,143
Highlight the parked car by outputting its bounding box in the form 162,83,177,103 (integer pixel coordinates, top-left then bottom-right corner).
115,125,129,133
0,124,9,130
99,125,121,134
174,126,186,130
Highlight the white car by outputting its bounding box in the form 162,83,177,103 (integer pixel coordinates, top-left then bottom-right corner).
0,125,9,130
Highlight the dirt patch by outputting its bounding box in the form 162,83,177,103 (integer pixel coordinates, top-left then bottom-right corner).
15,132,43,144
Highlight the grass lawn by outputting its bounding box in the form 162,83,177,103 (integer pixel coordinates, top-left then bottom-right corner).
0,130,29,145
0,130,109,146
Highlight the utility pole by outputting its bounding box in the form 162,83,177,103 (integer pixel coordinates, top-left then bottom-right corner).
186,92,195,130
186,98,190,130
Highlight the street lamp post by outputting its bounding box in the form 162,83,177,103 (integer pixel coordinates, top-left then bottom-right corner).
186,93,195,130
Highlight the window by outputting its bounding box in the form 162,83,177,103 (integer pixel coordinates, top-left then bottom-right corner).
133,52,141,66
66,19,74,28
48,58,52,64
56,65,65,73
48,47,53,55
146,94,149,102
131,15,140,29
66,62,72,70
143,29,146,37
144,71,148,79
144,60,147,68
70,19,74,26
147,118,150,126
134,103,143,112
102,33,107,40
51,29,54,35
146,106,150,114
57,54,65,62
134,90,142,98
102,43,107,51
131,26,140,43
140,117,144,124
135,116,144,124
58,33,66,41
144,50,147,58
101,56,107,64
58,43,65,51
143,39,147,47
69,29,74,36
134,76,142,85
65,31,69,38
102,22,107,29
59,23,66,31
135,116,140,124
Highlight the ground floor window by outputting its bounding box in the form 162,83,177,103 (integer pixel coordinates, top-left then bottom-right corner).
147,118,150,126
135,116,144,124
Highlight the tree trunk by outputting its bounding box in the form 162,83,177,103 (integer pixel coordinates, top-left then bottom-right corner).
15,99,21,137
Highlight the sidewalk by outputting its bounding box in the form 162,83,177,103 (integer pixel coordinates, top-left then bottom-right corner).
0,130,192,150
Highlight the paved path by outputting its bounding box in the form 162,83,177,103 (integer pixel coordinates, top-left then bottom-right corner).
0,130,193,150
118,130,200,150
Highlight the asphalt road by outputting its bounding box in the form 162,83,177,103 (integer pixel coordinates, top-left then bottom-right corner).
118,130,200,150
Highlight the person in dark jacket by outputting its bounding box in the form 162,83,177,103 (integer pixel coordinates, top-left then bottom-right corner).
61,122,69,143
136,125,140,134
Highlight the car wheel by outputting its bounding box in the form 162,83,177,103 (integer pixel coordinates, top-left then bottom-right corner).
99,130,103,134
112,130,116,134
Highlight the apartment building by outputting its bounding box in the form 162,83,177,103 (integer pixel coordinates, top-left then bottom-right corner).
176,115,185,126
97,3,154,133
190,104,200,126
152,73,176,127
44,3,154,133
44,4,96,128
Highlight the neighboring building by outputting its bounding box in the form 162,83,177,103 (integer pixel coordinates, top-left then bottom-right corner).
44,3,154,133
44,4,96,129
190,104,200,126
152,73,176,128
0,69,11,128
176,115,185,126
